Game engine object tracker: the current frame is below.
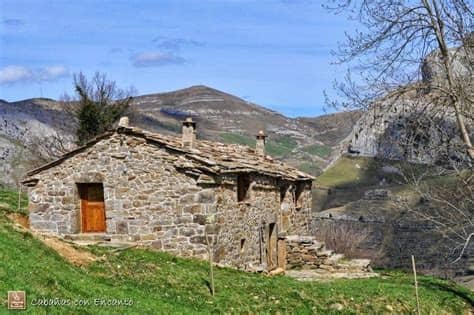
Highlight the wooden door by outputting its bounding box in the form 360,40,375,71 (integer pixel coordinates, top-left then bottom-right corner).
79,183,106,233
266,223,277,269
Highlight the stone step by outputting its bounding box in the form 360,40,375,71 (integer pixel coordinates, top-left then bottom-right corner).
64,233,109,242
306,241,325,251
326,253,345,265
316,249,333,257
286,235,316,244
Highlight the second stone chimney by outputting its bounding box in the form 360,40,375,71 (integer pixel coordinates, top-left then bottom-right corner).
182,117,196,149
256,130,266,157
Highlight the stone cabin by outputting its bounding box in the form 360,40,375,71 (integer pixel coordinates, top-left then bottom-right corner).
22,117,314,271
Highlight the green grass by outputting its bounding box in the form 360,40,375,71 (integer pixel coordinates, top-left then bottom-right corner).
220,133,256,147
0,189,472,314
315,156,382,188
297,162,322,177
266,135,298,157
0,188,28,215
220,133,297,157
302,144,332,158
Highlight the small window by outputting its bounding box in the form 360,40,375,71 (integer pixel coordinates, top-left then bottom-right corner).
295,182,305,208
240,238,246,254
280,185,288,203
237,174,251,202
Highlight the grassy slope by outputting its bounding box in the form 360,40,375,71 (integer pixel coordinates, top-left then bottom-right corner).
0,189,472,314
315,156,385,189
302,144,332,158
220,133,297,157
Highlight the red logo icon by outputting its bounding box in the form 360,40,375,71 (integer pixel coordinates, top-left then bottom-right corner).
8,291,26,310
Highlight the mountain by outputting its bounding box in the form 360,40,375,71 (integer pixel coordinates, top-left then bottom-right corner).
0,98,75,186
0,85,356,186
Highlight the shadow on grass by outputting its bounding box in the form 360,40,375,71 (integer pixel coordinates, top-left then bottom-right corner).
418,277,474,306
201,278,213,295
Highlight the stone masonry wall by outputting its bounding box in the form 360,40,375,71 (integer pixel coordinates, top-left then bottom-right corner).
26,132,312,269
312,218,473,277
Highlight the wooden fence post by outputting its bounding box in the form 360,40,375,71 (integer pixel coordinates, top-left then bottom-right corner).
205,232,215,296
17,184,22,211
411,255,420,315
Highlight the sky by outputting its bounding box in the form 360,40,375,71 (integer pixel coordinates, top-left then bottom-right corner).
0,0,355,117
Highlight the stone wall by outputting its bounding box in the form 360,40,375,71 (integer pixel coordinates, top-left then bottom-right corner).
312,217,473,277
284,235,372,274
26,132,312,269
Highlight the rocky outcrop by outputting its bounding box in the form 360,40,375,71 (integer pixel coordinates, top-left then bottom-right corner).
347,97,470,164
0,99,75,187
422,32,473,86
346,37,473,165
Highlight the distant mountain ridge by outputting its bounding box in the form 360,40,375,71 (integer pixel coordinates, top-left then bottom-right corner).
0,85,356,186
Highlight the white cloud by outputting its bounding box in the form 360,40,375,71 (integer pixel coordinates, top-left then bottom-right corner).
131,51,186,67
0,65,69,85
152,37,204,52
2,18,24,26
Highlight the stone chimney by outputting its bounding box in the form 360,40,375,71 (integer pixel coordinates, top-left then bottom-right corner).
182,117,196,149
118,116,129,127
255,130,266,156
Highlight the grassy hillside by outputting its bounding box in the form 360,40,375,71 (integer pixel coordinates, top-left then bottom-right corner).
220,133,297,157
0,189,472,314
314,155,411,189
315,156,381,188
302,144,332,158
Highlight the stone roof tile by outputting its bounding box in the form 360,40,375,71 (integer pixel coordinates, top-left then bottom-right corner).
23,125,314,183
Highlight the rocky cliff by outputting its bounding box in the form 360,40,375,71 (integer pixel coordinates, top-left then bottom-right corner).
346,38,473,165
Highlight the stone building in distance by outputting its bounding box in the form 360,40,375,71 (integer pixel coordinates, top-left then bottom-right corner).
22,117,314,271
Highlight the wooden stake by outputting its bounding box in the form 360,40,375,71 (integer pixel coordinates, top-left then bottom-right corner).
17,185,22,211
411,255,420,315
205,232,215,296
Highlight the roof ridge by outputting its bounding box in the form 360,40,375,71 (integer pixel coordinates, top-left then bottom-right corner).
23,126,314,182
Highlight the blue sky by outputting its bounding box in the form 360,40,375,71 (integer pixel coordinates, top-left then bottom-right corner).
0,0,354,117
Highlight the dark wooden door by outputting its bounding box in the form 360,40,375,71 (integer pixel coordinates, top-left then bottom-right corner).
79,183,106,233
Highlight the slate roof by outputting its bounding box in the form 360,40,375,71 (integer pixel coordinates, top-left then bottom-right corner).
23,125,314,182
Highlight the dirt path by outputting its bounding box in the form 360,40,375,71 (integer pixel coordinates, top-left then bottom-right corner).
8,213,99,267
38,235,99,266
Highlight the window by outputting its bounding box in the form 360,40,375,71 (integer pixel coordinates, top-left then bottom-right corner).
280,185,288,203
237,174,251,202
295,182,305,208
240,239,246,254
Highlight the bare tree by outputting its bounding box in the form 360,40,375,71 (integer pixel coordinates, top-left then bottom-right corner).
396,164,473,264
64,72,136,145
326,1,473,266
326,0,473,160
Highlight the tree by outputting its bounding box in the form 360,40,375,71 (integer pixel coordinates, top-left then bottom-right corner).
326,1,473,266
68,72,134,145
326,0,473,160
393,163,473,268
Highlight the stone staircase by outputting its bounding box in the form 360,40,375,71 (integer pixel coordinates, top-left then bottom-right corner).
284,235,377,280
